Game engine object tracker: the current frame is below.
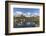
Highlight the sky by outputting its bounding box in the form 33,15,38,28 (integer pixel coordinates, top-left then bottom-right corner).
13,8,40,17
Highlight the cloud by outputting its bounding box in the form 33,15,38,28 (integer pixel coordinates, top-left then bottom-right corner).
14,11,23,17
24,12,39,17
15,11,23,15
27,12,31,15
23,12,31,17
14,11,39,17
23,13,26,16
33,13,39,16
14,11,23,15
26,12,31,17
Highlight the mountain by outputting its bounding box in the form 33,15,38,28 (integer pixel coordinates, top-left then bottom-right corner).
14,11,39,17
